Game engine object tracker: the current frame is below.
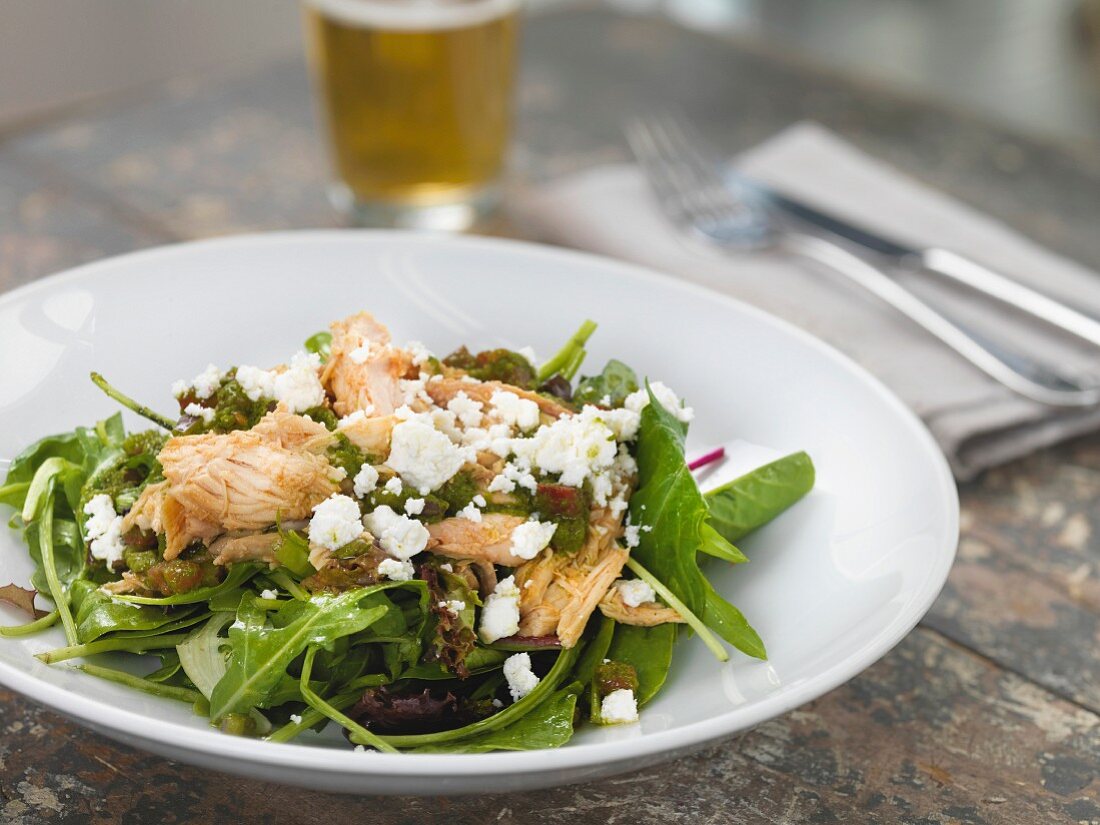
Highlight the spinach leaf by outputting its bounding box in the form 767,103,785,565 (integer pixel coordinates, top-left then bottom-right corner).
606,623,676,706
705,451,815,543
572,615,615,689
410,684,581,753
210,587,402,720
573,360,639,408
72,580,194,643
629,385,765,660
698,522,748,564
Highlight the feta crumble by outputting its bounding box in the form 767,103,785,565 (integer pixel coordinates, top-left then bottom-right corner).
383,476,403,496
479,575,521,643
439,563,453,573
486,473,516,494
624,381,694,423
616,579,656,607
600,688,639,724
405,340,433,367
446,391,484,429
438,599,466,614
352,464,380,498
363,505,430,560
377,557,415,581
289,714,303,725
386,416,470,494
172,363,223,399
82,493,125,567
308,494,363,551
456,501,482,523
503,652,540,702
489,390,540,431
623,523,641,549
259,589,278,600
509,520,557,560
183,402,215,424
235,351,325,413
403,497,425,516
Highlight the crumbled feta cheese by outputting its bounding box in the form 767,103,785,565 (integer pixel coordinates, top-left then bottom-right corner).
289,713,303,725
438,599,466,613
486,473,515,494
273,351,326,413
439,563,453,573
491,698,503,709
479,576,521,643
624,381,693,423
600,688,639,724
183,402,215,424
384,476,403,496
386,416,471,494
260,589,278,600
509,407,619,487
363,505,430,560
503,652,540,702
235,364,276,401
472,494,487,507
446,391,483,429
377,557,415,581
456,502,482,523
236,351,325,413
405,340,433,366
348,343,374,364
82,493,125,567
509,520,557,560
403,497,425,516
352,464,379,498
616,579,656,607
173,363,223,400
489,390,540,431
308,494,363,551
499,462,537,493
623,524,641,549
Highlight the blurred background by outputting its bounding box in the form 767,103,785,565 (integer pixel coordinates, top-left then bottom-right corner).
3,0,1100,145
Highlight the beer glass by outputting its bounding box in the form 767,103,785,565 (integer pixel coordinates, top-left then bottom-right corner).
304,0,520,229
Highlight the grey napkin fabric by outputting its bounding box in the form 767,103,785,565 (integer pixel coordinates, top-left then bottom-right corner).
514,123,1100,480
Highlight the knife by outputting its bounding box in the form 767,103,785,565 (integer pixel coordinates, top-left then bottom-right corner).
733,172,1100,350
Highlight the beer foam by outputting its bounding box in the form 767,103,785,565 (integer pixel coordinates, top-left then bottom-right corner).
306,0,519,31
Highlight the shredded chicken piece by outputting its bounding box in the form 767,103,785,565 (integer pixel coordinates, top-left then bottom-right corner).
157,412,340,555
424,378,572,420
515,508,628,647
122,481,222,561
208,532,281,566
250,408,334,453
425,514,529,566
322,312,415,416
598,589,684,626
338,414,396,458
100,572,145,595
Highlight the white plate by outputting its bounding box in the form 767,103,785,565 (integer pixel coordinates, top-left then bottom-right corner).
0,231,958,794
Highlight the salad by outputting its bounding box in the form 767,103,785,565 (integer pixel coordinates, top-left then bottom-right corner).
0,311,813,752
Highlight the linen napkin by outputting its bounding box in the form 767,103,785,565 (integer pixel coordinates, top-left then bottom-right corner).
514,123,1100,480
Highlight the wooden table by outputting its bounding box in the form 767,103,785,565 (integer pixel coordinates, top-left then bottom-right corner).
1,8,1098,823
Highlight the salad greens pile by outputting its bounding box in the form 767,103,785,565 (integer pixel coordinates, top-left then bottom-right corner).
0,320,814,752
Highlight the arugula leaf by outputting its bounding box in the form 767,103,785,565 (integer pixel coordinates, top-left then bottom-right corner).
410,684,581,753
573,360,639,408
537,320,597,382
209,588,395,720
0,583,43,618
705,451,815,544
629,384,765,660
606,623,676,706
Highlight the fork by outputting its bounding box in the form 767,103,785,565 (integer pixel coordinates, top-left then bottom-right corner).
626,114,1100,408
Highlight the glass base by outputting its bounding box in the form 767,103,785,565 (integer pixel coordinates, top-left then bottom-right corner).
328,181,499,231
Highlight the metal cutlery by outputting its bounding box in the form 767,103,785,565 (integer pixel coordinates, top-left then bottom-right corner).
626,113,1100,408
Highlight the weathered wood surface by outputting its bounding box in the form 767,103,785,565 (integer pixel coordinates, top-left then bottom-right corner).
1,7,1099,823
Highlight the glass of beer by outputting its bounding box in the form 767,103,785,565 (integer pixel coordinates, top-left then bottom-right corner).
304,0,520,230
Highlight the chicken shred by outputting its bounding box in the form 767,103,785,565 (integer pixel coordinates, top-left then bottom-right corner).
424,378,572,420
425,514,529,566
322,311,415,417
598,589,684,626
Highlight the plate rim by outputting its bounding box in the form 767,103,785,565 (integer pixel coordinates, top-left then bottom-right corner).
0,229,959,780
